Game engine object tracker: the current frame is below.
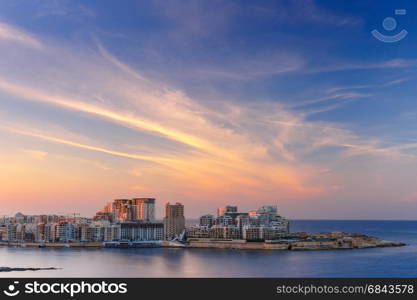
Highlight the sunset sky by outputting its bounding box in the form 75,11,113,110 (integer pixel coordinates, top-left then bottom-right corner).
1,0,417,219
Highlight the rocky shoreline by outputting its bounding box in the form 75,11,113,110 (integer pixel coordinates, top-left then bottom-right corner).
0,232,406,251
186,232,406,250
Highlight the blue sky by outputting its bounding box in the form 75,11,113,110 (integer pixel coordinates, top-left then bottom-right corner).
0,0,417,219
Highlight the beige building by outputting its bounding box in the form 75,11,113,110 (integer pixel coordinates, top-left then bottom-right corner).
163,202,185,240
5,224,17,241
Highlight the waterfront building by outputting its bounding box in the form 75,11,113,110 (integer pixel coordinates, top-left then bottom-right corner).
199,214,215,227
120,222,163,241
102,202,113,213
0,201,288,244
45,215,61,224
95,198,156,222
2,223,30,241
186,226,210,238
258,205,278,214
35,223,46,242
163,202,185,240
93,211,114,222
104,224,121,241
217,205,238,217
236,214,260,228
79,223,90,242
112,199,134,222
189,204,290,241
57,221,77,242
46,223,59,242
0,201,165,243
15,223,25,241
14,212,25,224
209,226,241,239
132,198,155,222
242,226,263,241
0,226,6,240
78,223,122,242
85,225,104,242
214,215,233,226
262,226,287,240
241,225,288,241
223,212,249,223
5,224,17,241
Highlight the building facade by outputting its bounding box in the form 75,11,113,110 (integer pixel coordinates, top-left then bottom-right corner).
187,204,289,241
95,198,156,223
120,222,163,241
132,198,155,222
217,205,238,217
163,202,185,240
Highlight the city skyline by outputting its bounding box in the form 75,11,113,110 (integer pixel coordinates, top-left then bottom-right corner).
2,1,417,219
0,199,289,245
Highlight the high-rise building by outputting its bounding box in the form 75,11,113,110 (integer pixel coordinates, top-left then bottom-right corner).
112,199,133,222
214,215,233,226
132,198,155,222
5,224,17,241
257,205,278,215
199,214,215,227
95,198,156,222
217,205,238,217
57,221,76,242
163,202,185,240
35,223,46,242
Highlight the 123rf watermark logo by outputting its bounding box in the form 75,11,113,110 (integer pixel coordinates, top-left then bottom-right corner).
3,281,128,297
372,9,408,43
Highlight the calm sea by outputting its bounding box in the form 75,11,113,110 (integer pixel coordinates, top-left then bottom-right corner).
1,220,416,277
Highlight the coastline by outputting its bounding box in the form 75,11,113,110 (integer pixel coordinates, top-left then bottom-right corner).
0,220,412,277
186,231,406,250
0,232,406,251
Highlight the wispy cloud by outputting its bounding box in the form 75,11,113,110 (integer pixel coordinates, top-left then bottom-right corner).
291,92,371,108
265,0,362,26
0,23,43,49
0,36,413,171
0,79,211,154
192,51,305,80
34,0,96,19
325,77,410,94
0,124,178,166
308,59,417,74
0,18,416,217
21,149,48,160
